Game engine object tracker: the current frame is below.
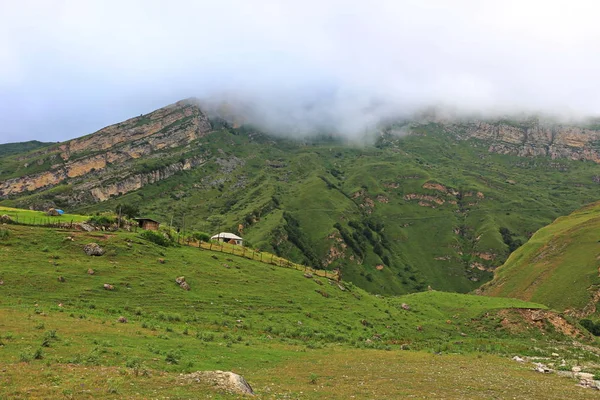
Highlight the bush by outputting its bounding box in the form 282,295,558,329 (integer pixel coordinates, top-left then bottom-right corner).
88,215,116,227
140,230,172,247
193,232,211,242
0,228,10,240
580,319,600,336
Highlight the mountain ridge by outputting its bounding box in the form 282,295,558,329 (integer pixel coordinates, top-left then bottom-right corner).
1,99,599,294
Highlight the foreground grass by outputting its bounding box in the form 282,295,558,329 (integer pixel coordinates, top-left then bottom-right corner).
0,224,598,398
2,348,596,399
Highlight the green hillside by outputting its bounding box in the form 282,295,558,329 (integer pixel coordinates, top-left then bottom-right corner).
0,140,52,157
480,201,600,315
2,121,600,296
0,223,597,398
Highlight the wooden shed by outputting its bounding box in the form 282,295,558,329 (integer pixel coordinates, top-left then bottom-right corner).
134,218,160,231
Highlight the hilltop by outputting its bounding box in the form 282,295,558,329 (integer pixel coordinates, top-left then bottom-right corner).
1,100,600,294
0,222,598,398
479,201,600,317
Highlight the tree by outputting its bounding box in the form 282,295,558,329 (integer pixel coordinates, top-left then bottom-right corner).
116,204,140,219
193,232,211,243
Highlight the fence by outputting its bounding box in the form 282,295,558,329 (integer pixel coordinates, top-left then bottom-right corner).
186,239,339,281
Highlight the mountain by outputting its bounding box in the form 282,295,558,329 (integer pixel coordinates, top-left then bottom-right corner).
1,99,599,294
479,201,600,317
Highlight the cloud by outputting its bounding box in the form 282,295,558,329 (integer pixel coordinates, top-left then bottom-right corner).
2,0,600,143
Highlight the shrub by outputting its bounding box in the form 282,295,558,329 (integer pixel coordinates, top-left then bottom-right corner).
0,229,10,240
193,232,211,242
140,230,172,247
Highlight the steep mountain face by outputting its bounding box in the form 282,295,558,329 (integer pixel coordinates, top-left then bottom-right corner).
1,100,599,295
479,201,600,317
0,99,211,200
445,120,600,163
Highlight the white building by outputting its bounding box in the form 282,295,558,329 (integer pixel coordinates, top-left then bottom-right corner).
211,232,243,246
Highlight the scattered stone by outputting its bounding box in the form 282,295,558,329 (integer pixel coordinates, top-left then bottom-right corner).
314,279,323,286
103,283,114,290
222,263,231,269
572,366,582,373
303,273,313,279
401,303,411,311
315,289,329,298
87,269,95,275
512,356,525,363
158,258,165,264
57,276,66,283
176,276,191,291
117,316,128,323
83,243,105,256
0,280,4,286
551,352,559,357
211,255,218,260
58,303,63,307
182,371,254,396
533,362,552,373
416,325,423,331
337,283,346,291
65,236,74,242
75,223,94,232
0,214,12,224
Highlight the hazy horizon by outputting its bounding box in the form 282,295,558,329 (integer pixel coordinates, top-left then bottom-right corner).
2,0,600,144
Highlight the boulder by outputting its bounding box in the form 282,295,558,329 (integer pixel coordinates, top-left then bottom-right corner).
182,371,254,396
74,223,94,232
0,214,12,224
303,273,313,279
103,283,114,290
87,268,95,275
117,316,128,323
401,303,411,311
83,243,105,256
46,208,60,216
176,276,190,290
57,276,66,282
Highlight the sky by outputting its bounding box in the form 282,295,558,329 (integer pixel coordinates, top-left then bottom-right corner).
2,0,600,143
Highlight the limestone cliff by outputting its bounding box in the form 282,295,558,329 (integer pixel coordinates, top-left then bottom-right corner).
444,120,600,163
0,99,212,200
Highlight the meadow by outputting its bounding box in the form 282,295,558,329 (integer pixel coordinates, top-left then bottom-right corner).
1,222,599,398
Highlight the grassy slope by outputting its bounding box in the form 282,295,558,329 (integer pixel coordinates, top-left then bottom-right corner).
0,206,89,224
0,140,52,157
2,125,600,297
480,201,600,313
0,223,597,398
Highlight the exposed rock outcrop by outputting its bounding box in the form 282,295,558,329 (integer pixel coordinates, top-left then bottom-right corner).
0,99,211,200
446,120,600,163
182,370,254,396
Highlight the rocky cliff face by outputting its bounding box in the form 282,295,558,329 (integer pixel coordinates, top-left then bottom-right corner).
445,120,600,163
0,99,212,201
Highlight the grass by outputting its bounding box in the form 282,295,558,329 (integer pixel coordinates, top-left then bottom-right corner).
480,201,600,313
0,223,598,397
0,206,89,225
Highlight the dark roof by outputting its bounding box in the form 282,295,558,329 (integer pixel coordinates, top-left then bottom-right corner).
134,218,160,224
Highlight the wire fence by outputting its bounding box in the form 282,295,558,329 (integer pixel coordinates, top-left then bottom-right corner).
186,239,339,281
3,215,80,229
